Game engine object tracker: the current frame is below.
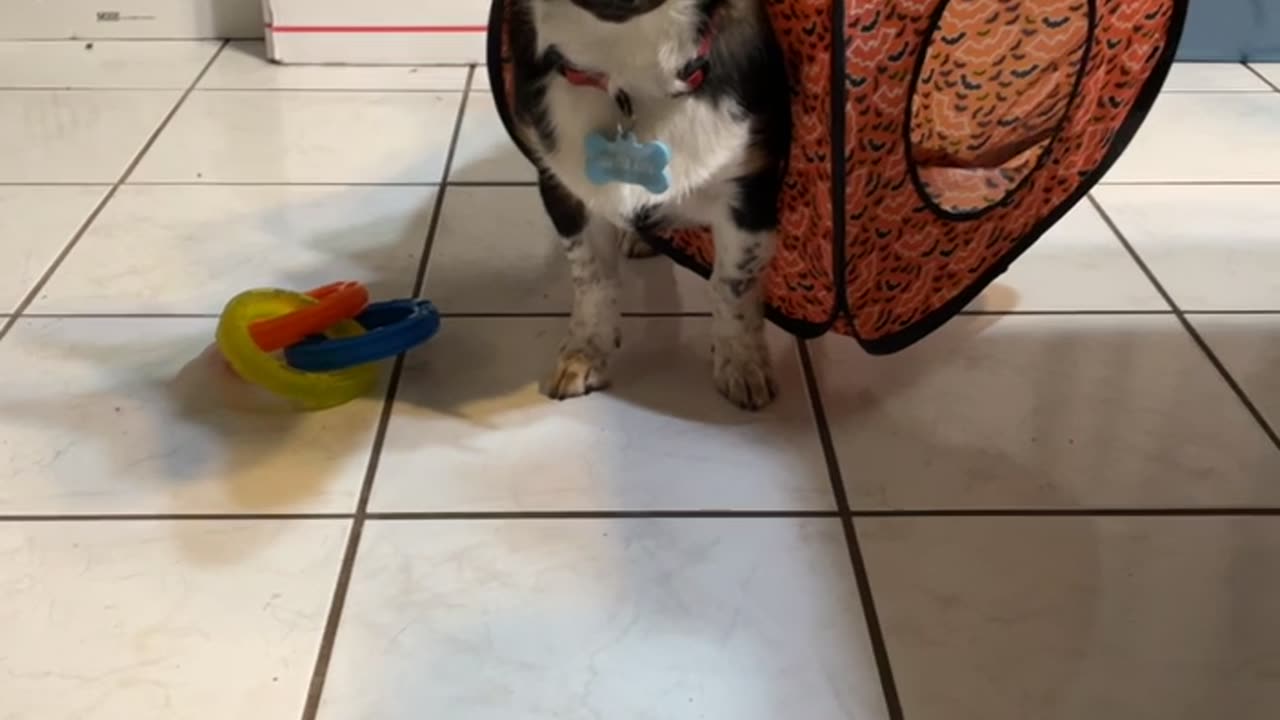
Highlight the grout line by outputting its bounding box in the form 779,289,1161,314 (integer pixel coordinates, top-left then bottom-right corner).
366,509,840,520
849,507,1280,517
0,86,464,94
1096,179,1280,186
0,41,229,344
1156,89,1278,94
21,309,1280,321
18,312,221,319
963,309,1280,316
190,87,469,94
0,513,352,522
797,339,905,720
99,181,535,188
123,180,448,187
440,311,713,318
441,180,537,187
413,67,474,296
1242,62,1280,93
9,180,1276,188
1088,194,1280,450
0,86,210,92
0,37,258,43
5,507,1280,523
0,182,115,187
298,65,476,720
958,309,1172,316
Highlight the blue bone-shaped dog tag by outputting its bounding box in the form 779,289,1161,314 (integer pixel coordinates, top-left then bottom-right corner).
584,131,672,194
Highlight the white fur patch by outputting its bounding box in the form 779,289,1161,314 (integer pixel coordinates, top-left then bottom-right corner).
526,0,756,226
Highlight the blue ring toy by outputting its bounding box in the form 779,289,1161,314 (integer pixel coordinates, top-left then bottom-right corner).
284,299,440,372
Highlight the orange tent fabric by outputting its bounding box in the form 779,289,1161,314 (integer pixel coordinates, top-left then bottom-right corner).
488,0,1188,353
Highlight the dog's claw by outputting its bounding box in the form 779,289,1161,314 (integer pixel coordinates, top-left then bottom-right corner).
619,231,658,259
545,349,610,400
712,338,777,411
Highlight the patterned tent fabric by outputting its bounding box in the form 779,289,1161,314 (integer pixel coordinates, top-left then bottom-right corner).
487,0,1189,353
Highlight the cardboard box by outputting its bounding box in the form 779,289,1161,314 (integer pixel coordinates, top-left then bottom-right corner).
0,0,262,39
263,0,488,64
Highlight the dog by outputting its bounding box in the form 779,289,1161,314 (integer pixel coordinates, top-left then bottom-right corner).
503,0,791,410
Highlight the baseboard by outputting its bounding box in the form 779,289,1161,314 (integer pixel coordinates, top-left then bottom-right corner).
0,0,263,39
263,0,488,64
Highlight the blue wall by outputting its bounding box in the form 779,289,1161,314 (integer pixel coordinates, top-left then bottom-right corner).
1177,0,1280,60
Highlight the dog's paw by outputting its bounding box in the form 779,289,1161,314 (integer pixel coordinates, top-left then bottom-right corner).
618,230,659,259
545,347,611,400
712,337,777,411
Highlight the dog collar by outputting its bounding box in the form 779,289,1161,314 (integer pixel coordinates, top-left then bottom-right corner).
554,16,717,102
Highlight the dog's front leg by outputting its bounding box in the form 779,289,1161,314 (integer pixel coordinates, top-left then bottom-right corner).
709,213,777,411
537,172,621,400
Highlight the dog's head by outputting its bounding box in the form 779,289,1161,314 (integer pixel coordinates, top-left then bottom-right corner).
555,0,670,23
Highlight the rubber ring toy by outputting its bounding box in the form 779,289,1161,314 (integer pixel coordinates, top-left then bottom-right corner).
248,281,370,352
217,288,378,411
284,299,441,372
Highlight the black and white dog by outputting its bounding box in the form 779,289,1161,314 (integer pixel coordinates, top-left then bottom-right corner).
504,0,790,409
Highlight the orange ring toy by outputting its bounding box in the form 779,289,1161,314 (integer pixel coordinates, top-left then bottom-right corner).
248,281,370,352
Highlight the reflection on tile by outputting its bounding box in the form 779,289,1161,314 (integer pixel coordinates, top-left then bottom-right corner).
0,186,107,313
1161,62,1272,92
0,90,179,182
424,185,710,313
318,518,888,720
1104,93,1280,182
860,516,1280,720
449,91,537,183
972,201,1164,312
33,185,434,314
1191,314,1280,431
132,91,462,183
811,314,1280,509
372,317,831,512
0,520,346,719
0,40,219,88
1093,185,1280,311
200,42,471,90
0,319,386,515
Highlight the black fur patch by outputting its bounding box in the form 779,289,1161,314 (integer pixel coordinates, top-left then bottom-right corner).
510,3,560,153
537,170,588,237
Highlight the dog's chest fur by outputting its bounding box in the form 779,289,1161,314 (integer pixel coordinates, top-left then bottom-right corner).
526,1,756,226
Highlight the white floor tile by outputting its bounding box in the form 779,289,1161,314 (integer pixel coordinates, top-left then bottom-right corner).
371,317,831,512
317,518,888,720
1161,62,1273,92
0,186,107,313
0,40,219,89
33,185,435,314
1191,314,1280,431
0,318,387,515
971,201,1165,312
131,91,462,183
449,91,538,183
423,185,710,313
0,520,346,720
811,314,1280,510
0,90,180,182
1103,93,1280,182
1250,63,1280,89
199,42,471,91
860,516,1280,720
1093,185,1280,311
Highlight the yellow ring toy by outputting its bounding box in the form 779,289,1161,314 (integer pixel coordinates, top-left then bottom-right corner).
216,288,378,411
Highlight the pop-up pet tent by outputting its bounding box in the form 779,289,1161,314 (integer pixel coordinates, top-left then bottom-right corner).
487,0,1189,354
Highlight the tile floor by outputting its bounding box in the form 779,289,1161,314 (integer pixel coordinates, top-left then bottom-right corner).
1,39,1278,720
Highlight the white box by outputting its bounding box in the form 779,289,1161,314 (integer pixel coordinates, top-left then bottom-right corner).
263,0,489,65
0,0,263,39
